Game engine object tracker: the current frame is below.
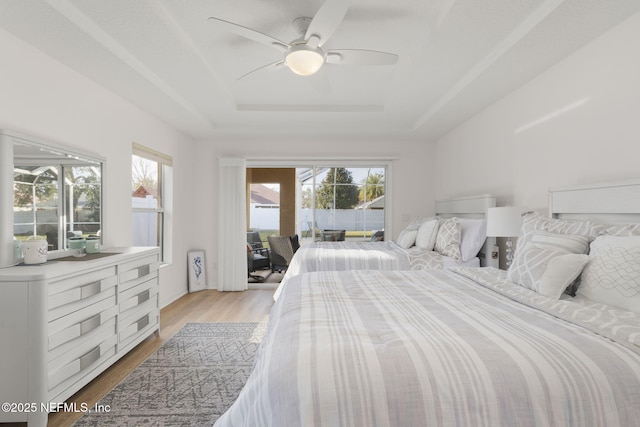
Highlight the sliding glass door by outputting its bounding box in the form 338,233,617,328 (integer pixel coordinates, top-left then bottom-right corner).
299,166,386,242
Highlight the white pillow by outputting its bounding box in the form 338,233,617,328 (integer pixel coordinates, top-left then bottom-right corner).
578,236,640,313
508,245,589,299
405,216,436,231
537,254,589,299
459,218,487,262
434,217,461,260
415,219,439,250
396,229,418,249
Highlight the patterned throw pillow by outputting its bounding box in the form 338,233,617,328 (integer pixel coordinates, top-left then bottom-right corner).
599,223,640,236
434,217,461,260
578,236,640,313
512,212,595,260
529,230,589,254
508,245,589,299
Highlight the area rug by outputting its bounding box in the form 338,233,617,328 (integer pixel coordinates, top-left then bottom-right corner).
73,322,267,426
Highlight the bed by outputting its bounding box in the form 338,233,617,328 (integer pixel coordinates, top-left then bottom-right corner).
215,179,640,426
273,194,496,300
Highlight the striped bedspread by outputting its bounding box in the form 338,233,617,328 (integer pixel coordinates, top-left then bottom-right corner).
274,241,444,300
285,241,413,277
216,268,640,427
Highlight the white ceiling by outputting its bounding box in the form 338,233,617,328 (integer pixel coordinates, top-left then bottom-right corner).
1,0,638,142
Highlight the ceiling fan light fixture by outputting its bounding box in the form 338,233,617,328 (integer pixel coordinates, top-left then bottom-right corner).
285,44,325,76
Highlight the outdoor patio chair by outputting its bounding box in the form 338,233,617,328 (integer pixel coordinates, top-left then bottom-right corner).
370,230,384,241
267,235,297,273
320,229,346,241
247,231,267,253
247,231,271,281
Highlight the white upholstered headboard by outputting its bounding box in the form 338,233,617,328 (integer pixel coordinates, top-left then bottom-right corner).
549,179,640,225
435,194,497,267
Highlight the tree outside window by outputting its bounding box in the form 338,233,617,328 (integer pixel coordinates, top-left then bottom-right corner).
315,168,360,209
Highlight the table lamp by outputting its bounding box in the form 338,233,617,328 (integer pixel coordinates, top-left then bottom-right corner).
486,206,526,268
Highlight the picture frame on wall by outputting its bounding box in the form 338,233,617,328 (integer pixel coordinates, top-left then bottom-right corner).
187,250,206,292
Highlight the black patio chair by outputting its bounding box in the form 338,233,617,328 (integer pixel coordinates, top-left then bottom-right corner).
247,231,271,281
267,234,298,273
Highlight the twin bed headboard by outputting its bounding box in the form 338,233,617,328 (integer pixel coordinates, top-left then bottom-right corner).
549,178,640,224
435,194,497,219
435,194,497,267
429,180,640,268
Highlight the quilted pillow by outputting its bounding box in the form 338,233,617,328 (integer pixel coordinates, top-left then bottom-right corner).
513,212,595,260
508,245,589,299
396,229,418,249
598,223,640,236
415,219,439,250
528,230,589,254
578,236,640,313
434,217,461,260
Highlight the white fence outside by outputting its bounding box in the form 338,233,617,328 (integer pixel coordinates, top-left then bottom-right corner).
132,196,157,246
249,205,384,234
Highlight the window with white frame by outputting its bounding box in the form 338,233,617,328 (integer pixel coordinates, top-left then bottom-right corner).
299,166,386,241
132,143,172,261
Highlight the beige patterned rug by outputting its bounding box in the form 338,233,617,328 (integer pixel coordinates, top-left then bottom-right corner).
73,322,267,426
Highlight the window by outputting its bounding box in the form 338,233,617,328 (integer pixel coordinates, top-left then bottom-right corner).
132,143,172,261
249,183,280,235
299,166,386,241
13,141,103,253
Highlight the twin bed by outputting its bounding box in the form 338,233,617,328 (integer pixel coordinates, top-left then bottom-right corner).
216,181,640,426
273,194,496,300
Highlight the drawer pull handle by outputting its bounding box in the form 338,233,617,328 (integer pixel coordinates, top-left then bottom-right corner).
138,265,150,278
80,346,101,370
80,314,101,336
137,290,150,304
137,315,150,331
80,281,101,299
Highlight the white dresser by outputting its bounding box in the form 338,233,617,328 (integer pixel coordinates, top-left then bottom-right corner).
0,247,160,427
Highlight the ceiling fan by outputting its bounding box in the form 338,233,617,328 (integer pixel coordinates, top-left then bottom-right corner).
208,0,399,80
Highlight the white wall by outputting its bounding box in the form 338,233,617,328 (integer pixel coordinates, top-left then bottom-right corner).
193,138,436,289
0,28,197,307
434,11,640,212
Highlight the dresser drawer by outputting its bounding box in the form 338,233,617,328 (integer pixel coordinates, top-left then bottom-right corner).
119,277,157,315
119,254,160,287
48,269,117,321
48,297,118,351
119,304,159,347
48,330,117,391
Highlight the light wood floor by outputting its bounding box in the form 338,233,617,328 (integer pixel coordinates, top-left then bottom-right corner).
45,289,275,427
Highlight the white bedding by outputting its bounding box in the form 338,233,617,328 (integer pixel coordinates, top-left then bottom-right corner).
216,267,640,427
273,241,478,300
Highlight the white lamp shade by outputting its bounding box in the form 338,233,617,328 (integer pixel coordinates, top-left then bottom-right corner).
486,206,526,237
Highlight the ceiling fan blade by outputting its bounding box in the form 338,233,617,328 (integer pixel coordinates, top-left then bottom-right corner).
326,49,399,66
237,60,286,80
208,17,289,51
307,69,332,95
305,0,350,47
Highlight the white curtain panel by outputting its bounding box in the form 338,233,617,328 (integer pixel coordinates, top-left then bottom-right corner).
217,158,248,291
